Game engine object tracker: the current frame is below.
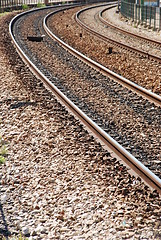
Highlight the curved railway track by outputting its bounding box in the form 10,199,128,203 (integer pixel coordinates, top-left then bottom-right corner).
9,3,161,193
44,6,161,193
48,8,161,106
99,5,161,47
76,5,161,63
74,9,161,106
50,4,161,95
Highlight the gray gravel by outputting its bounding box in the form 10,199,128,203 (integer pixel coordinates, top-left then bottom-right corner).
0,8,161,240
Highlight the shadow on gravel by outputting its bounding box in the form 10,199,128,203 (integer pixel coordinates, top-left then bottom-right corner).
9,101,37,109
0,202,10,239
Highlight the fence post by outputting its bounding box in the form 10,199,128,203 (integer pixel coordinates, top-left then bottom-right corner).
141,5,144,23
134,4,137,23
154,7,156,30
138,5,140,24
132,3,134,20
149,6,152,28
159,8,161,30
145,5,147,26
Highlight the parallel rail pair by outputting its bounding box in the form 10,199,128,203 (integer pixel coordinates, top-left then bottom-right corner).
75,4,161,105
9,3,161,193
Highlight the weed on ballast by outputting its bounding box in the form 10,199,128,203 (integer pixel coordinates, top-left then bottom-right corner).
0,155,5,164
22,4,29,10
2,232,28,240
0,136,8,164
37,2,46,8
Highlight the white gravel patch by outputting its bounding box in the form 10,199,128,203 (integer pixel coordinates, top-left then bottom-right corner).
103,6,161,41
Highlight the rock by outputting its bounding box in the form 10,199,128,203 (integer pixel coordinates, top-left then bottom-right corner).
30,229,37,236
118,209,124,214
22,226,30,235
1,194,7,204
35,225,47,234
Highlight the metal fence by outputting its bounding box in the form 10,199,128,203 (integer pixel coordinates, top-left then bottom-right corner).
0,0,84,12
0,0,108,12
121,0,161,30
0,0,41,10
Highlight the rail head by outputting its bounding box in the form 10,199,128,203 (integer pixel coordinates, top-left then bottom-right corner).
9,5,161,194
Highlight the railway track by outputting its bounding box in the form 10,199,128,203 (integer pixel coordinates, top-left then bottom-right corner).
75,9,161,106
9,3,161,193
76,5,161,62
99,5,161,47
0,2,158,238
50,4,161,95
45,5,161,183
46,7,160,106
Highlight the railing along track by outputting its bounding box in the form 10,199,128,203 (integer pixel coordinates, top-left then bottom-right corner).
75,5,161,64
9,5,161,194
99,6,161,47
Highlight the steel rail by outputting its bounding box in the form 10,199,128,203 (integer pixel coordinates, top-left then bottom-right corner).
45,10,161,193
44,7,161,106
74,7,161,106
99,6,161,47
9,6,161,194
75,6,161,64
